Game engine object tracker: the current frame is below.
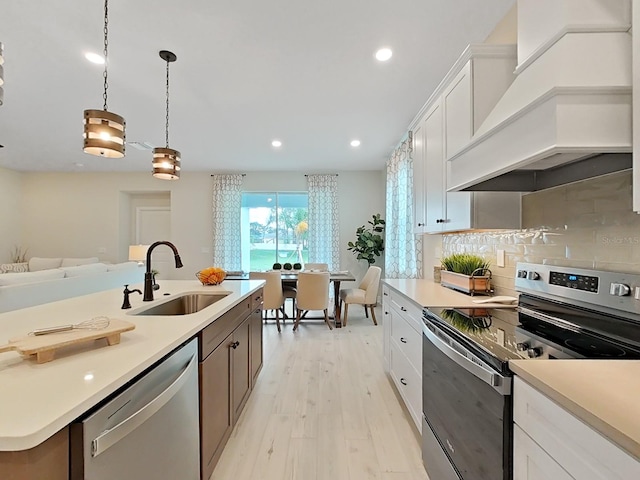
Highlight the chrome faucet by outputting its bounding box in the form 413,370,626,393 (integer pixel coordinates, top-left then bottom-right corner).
143,241,183,301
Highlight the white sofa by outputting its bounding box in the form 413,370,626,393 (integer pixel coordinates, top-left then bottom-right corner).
0,257,144,313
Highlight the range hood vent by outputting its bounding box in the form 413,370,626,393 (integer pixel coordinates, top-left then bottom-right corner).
461,153,631,192
447,0,632,193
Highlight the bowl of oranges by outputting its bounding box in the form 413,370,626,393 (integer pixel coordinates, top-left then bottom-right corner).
196,267,226,285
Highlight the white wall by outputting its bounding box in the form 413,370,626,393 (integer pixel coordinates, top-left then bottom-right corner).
0,166,25,263
16,170,385,283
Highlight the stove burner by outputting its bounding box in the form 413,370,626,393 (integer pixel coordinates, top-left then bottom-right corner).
564,337,626,358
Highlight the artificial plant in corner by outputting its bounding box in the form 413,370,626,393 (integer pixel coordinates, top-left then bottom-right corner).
347,213,386,264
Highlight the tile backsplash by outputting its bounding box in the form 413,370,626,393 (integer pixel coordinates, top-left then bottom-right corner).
440,170,639,296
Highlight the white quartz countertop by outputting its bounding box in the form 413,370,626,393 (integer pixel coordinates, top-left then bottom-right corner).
510,360,640,461
382,278,517,309
0,279,263,451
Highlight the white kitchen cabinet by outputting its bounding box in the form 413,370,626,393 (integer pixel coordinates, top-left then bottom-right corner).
383,282,423,432
409,45,521,233
513,377,640,480
412,120,426,233
382,284,391,369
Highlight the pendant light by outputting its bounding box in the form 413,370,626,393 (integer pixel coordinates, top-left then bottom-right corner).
152,50,181,180
83,0,125,158
0,42,4,106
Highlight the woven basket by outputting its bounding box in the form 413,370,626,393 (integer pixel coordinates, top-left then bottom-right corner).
195,270,226,285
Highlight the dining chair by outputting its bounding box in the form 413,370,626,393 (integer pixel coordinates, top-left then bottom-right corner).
293,271,332,331
249,271,284,333
338,265,382,326
303,262,328,271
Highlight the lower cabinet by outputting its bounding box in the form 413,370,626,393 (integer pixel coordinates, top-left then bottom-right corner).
0,427,69,480
382,282,423,433
513,377,640,480
199,288,263,480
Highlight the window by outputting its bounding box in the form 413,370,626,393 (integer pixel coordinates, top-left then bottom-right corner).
241,192,309,272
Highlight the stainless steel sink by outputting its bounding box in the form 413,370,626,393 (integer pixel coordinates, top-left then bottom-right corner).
131,293,228,316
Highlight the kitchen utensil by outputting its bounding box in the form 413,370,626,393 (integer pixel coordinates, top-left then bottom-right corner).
30,316,111,336
0,318,135,363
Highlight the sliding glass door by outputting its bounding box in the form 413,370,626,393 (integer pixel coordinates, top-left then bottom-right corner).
241,192,308,272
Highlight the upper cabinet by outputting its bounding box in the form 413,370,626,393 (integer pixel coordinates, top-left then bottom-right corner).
410,44,521,234
447,0,632,193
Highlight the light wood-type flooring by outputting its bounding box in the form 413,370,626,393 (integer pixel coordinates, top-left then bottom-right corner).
211,305,430,480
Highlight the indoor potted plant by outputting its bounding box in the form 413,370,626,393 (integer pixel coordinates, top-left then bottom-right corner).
347,214,385,264
440,253,491,295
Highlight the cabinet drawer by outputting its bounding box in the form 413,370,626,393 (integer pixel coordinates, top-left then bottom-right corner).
199,298,251,360
390,340,422,432
390,307,422,375
389,291,422,333
514,378,640,480
513,424,573,480
251,288,263,310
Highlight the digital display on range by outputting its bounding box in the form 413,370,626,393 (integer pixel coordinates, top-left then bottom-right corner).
550,271,598,292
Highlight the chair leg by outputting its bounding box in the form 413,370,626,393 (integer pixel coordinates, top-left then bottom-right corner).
324,308,333,330
343,303,349,326
293,308,302,332
275,307,281,333
369,304,378,326
364,304,369,318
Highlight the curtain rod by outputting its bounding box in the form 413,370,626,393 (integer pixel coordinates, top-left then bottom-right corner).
210,173,246,176
304,174,339,176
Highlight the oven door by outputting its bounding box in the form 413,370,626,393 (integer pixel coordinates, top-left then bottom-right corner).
422,312,512,480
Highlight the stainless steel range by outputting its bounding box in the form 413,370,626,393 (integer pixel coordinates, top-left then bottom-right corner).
421,262,640,480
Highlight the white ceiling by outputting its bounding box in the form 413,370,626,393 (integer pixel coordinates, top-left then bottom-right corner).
0,0,514,174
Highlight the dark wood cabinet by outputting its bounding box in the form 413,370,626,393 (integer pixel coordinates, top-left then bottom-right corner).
250,291,263,387
199,332,232,480
231,317,251,423
198,288,263,480
0,427,69,480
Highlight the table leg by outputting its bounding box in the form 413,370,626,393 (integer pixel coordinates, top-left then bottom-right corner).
333,280,342,328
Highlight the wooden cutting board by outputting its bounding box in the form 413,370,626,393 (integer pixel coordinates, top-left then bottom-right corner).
0,318,135,363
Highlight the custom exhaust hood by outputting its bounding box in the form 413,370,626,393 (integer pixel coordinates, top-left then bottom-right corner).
447,0,632,192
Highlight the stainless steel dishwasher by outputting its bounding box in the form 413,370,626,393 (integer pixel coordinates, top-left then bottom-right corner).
70,338,200,479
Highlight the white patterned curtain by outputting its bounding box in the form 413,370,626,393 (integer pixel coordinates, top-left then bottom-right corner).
385,135,422,278
307,174,340,271
211,174,243,271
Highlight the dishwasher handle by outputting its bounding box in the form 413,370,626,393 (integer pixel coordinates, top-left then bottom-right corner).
422,316,510,395
91,352,198,457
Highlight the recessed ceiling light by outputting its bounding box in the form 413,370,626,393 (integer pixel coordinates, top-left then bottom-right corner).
84,52,105,65
271,140,282,148
350,140,361,147
375,48,393,62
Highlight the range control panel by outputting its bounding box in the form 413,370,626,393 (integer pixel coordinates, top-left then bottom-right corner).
549,271,599,292
515,262,640,318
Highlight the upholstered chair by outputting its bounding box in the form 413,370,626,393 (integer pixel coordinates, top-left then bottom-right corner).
293,271,332,331
339,265,382,326
250,271,284,333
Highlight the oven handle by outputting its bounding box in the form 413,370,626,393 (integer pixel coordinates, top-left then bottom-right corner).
422,317,511,395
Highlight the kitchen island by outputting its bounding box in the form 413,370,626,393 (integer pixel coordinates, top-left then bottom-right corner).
0,279,263,475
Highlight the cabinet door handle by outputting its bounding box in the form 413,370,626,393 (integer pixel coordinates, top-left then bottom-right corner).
400,378,407,386
417,222,424,227
383,292,388,296
385,311,389,315
401,306,407,312
400,337,407,343
230,341,240,349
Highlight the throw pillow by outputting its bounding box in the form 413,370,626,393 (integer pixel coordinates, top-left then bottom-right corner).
28,257,63,272
0,262,29,274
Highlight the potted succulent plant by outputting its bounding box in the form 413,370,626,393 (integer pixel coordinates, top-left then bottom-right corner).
440,253,492,295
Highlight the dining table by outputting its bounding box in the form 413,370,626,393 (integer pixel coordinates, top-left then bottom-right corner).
225,270,356,327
